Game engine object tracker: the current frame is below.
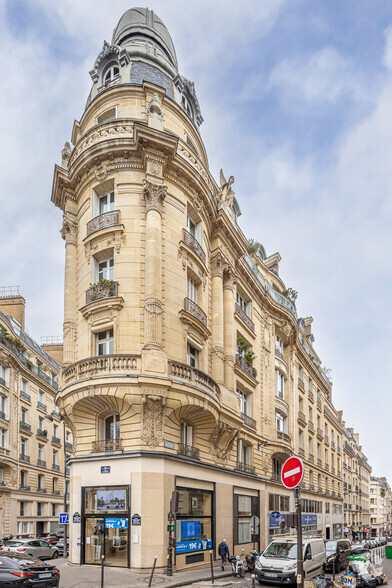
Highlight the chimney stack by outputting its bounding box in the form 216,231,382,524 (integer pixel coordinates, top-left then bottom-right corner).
0,286,25,329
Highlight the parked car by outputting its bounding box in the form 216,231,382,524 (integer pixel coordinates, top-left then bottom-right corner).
325,539,351,572
350,541,370,556
255,536,326,584
0,552,60,586
55,537,69,556
0,539,59,560
40,534,61,546
380,537,387,546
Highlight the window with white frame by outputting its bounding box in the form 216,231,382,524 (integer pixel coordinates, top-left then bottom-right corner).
0,427,6,448
186,213,201,243
38,445,44,462
38,390,45,405
0,394,8,419
20,471,27,488
21,407,28,424
317,443,321,459
325,448,328,464
0,466,3,484
53,424,58,439
180,420,193,447
38,416,44,431
52,503,57,517
18,522,31,534
21,379,28,394
276,370,284,399
103,63,119,84
104,413,120,441
52,401,59,417
0,364,7,386
21,437,28,457
53,450,58,466
276,411,285,432
237,439,251,465
96,329,114,355
38,474,44,490
309,436,313,456
65,430,72,444
52,478,57,493
309,378,312,393
97,257,114,282
237,389,251,417
187,276,198,303
99,191,115,215
298,366,303,382
275,334,284,355
187,343,198,368
236,292,251,317
299,429,304,449
309,470,313,487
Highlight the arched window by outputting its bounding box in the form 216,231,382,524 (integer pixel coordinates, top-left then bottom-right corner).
103,63,119,85
104,413,120,441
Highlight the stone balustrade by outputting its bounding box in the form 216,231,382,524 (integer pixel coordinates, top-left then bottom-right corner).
169,361,220,400
62,354,140,386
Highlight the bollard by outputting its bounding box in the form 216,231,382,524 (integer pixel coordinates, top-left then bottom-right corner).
252,574,256,588
148,555,158,588
332,556,336,583
210,551,215,584
101,554,105,588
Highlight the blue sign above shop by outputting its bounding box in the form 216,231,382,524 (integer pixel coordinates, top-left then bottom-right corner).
176,539,212,554
302,514,317,526
105,518,129,529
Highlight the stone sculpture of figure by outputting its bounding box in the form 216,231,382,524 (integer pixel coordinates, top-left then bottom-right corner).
219,169,235,207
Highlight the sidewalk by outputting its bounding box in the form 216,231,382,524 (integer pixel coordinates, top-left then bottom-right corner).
57,560,234,588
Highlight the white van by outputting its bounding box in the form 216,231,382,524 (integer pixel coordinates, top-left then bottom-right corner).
255,536,326,584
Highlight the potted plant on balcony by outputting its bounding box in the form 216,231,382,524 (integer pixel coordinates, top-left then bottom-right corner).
237,336,257,377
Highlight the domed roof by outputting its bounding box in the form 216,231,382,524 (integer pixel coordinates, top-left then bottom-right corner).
112,7,178,70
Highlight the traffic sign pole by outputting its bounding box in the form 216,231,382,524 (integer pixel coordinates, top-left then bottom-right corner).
281,457,304,588
295,487,303,588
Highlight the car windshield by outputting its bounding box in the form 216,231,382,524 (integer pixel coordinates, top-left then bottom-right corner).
263,542,298,559
5,541,24,547
325,541,337,551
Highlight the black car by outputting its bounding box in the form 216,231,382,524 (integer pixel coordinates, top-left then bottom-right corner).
0,553,60,586
325,539,351,571
351,541,370,555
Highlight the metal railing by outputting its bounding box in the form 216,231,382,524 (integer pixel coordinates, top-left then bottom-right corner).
52,464,60,471
298,378,305,390
20,421,31,432
178,443,200,459
20,391,31,403
37,487,47,493
184,298,207,327
20,454,30,462
236,461,256,475
37,429,48,439
86,281,118,305
298,411,307,425
308,390,314,402
92,439,122,452
86,210,121,237
65,442,73,451
317,428,323,439
235,354,257,379
235,304,255,333
182,229,206,265
308,421,314,432
0,410,6,420
52,436,61,445
37,459,46,467
37,402,47,412
97,74,122,93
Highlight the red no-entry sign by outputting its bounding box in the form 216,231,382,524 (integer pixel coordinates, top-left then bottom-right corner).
281,456,304,489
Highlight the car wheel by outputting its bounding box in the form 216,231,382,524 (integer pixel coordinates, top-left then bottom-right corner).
52,550,59,559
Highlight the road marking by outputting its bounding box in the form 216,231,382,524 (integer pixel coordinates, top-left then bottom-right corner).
283,466,300,478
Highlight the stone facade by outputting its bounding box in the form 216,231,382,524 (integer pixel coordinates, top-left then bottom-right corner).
0,301,71,538
51,7,344,572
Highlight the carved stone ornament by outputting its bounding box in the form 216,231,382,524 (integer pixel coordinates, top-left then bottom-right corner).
223,266,237,291
93,40,120,72
143,178,168,214
218,169,235,208
209,420,239,461
148,93,163,117
211,251,224,278
94,160,108,183
61,142,71,169
141,394,166,447
212,345,225,361
60,215,78,245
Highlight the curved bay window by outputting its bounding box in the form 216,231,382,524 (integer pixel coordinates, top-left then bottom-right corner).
175,488,213,559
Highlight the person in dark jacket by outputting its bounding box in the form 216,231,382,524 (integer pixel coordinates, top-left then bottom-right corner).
218,539,229,570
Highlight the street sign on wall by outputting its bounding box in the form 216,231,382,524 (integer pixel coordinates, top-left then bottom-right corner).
281,456,304,489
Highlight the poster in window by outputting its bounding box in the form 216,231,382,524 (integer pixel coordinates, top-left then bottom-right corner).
181,520,200,540
96,489,126,511
237,495,252,516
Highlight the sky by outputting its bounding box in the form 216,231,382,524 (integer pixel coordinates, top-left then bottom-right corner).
0,0,391,479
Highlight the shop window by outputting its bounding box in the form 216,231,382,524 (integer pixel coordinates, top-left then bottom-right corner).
234,494,259,545
268,493,289,511
237,389,251,417
96,329,114,356
187,343,198,368
276,370,284,399
83,485,128,514
174,487,212,555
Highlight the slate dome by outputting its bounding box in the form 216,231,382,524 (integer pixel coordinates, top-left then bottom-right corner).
112,7,178,70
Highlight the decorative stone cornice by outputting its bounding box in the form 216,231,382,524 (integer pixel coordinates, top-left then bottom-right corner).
223,265,237,291
143,178,167,214
60,215,78,245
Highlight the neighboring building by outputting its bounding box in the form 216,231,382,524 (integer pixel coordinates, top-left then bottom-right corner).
342,424,371,539
0,290,71,537
370,477,386,537
379,477,392,536
51,7,344,571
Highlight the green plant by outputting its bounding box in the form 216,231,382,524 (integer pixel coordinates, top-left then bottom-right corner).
89,279,116,298
282,287,298,304
237,336,256,366
247,238,260,254
244,349,256,366
0,328,25,351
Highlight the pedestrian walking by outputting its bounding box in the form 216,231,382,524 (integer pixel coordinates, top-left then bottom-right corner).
218,538,229,570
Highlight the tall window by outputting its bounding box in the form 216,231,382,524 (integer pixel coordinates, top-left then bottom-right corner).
186,215,201,243
0,428,6,448
325,449,328,464
52,450,58,467
21,379,28,394
309,470,313,487
20,470,27,488
0,466,3,484
96,329,114,355
187,276,198,303
52,478,57,493
104,414,120,441
273,458,282,479
38,416,44,432
53,424,59,439
38,474,44,491
52,503,56,517
237,389,251,416
308,378,312,393
237,293,250,317
21,437,28,457
38,390,45,404
38,445,44,462
187,343,198,368
309,436,313,456
276,411,285,432
299,429,304,449
0,394,7,418
20,501,25,516
98,257,114,281
237,439,251,465
99,191,114,214
0,364,7,386
180,421,193,447
37,503,43,516
317,443,321,459
298,366,303,382
21,407,28,424
275,334,284,355
276,370,284,398
103,63,119,84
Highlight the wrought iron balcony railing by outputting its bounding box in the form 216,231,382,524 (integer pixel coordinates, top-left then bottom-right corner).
92,438,122,452
178,443,200,459
20,421,31,432
87,210,121,237
37,459,46,467
236,461,256,475
37,402,47,412
86,281,118,305
37,487,47,493
308,421,315,432
0,376,6,387
241,413,257,430
308,390,314,402
0,410,6,421
184,298,207,327
298,378,305,390
235,304,255,334
298,411,307,425
52,436,61,445
182,228,206,265
20,454,30,462
20,391,31,403
97,74,122,93
65,442,73,451
52,464,60,471
37,429,48,439
235,354,257,379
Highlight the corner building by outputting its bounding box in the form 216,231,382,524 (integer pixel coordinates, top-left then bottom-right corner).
52,8,343,570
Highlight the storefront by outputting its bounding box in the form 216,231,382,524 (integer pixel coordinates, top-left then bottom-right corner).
233,489,260,551
175,486,214,567
81,485,130,567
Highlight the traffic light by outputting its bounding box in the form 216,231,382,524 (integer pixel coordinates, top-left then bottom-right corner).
170,490,184,513
167,524,175,532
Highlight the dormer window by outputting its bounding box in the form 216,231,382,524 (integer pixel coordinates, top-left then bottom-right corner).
103,63,119,85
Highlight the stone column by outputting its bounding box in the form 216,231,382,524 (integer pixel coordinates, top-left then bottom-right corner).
143,179,167,349
211,252,224,384
223,266,236,392
60,215,78,365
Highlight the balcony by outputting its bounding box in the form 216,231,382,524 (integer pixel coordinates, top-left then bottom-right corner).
236,461,256,475
241,413,257,430
298,378,305,391
92,439,122,452
318,458,322,467
37,429,48,439
0,375,6,387
337,446,341,454
52,436,61,445
63,354,140,386
332,467,336,475
317,399,322,411
51,410,60,419
331,440,336,450
52,490,60,495
275,347,284,360
37,487,47,493
277,431,291,444
20,391,31,403
317,428,324,440
308,421,315,433
344,441,355,456
297,411,307,426
235,304,255,334
299,448,305,457
52,464,60,471
308,390,314,403
0,410,6,421
37,402,47,412
183,298,207,327
87,210,121,237
235,354,257,380
271,474,282,483
309,454,314,463
20,454,30,462
97,74,122,93
19,421,31,432
65,442,73,451
182,228,206,265
37,459,46,467
325,435,330,446
20,485,30,491
169,361,220,400
86,281,118,306
178,443,200,459
325,463,329,471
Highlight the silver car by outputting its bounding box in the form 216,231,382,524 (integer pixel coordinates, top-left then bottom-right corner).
0,539,59,560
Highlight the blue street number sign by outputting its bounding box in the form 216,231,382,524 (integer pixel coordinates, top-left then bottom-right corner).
101,466,110,474
59,513,69,525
